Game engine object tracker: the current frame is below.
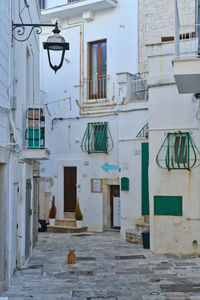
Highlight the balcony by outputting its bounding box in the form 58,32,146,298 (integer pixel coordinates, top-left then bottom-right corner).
42,0,117,21
132,72,149,101
117,72,149,103
86,75,107,101
21,106,50,161
172,2,200,94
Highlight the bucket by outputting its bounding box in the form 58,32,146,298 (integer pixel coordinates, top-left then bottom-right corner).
141,232,150,249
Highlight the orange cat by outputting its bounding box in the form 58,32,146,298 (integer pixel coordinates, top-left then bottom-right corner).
67,249,76,264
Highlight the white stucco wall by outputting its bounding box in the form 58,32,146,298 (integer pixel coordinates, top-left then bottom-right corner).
148,41,200,254
40,0,148,234
0,0,41,292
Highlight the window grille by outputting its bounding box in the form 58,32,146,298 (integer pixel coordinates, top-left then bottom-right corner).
156,132,200,170
81,122,113,154
136,123,149,139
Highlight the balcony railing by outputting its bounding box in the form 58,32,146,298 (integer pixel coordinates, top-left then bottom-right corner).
174,1,200,58
86,75,107,100
174,24,200,58
132,72,148,101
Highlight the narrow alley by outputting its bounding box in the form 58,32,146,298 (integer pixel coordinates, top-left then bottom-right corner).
1,231,200,300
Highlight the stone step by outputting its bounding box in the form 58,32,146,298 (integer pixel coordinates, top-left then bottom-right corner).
47,225,87,233
64,212,75,219
126,230,142,245
56,219,76,227
135,221,150,233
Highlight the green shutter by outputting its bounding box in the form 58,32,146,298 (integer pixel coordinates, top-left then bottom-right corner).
142,142,149,215
154,196,182,216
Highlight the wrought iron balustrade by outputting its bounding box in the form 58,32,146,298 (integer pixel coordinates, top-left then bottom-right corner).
86,76,107,100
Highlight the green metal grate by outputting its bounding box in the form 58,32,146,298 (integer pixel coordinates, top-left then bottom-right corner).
81,122,113,154
136,123,149,139
156,131,200,170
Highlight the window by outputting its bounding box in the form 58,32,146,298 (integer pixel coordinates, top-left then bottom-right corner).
81,122,113,154
39,0,46,9
156,132,200,170
68,0,79,2
88,40,107,99
93,123,107,152
174,135,187,164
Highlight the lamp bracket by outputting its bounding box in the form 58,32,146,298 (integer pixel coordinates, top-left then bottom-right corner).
12,22,56,42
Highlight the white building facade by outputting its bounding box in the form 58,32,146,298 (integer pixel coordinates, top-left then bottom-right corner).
40,0,149,236
139,0,200,254
0,0,50,293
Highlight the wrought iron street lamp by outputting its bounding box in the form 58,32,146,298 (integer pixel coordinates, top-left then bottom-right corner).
12,21,69,73
43,21,69,73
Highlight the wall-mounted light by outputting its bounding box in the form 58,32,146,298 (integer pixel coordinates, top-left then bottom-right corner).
43,21,69,73
12,21,69,73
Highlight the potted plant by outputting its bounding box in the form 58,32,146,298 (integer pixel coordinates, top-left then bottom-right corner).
49,195,56,226
75,199,83,228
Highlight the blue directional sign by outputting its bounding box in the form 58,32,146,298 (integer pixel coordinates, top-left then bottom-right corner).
101,163,119,173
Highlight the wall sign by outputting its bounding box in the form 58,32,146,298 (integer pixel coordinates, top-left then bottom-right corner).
91,179,103,193
101,163,119,173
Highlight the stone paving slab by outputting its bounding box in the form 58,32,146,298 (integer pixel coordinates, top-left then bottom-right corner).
1,232,200,299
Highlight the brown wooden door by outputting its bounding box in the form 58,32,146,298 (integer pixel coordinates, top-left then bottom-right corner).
110,185,120,229
64,167,77,212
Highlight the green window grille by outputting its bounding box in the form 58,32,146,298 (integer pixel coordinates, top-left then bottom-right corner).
156,131,200,170
81,122,113,154
136,123,149,139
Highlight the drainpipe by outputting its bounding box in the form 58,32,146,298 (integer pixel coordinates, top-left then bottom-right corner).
8,0,18,145
57,21,84,108
174,0,180,58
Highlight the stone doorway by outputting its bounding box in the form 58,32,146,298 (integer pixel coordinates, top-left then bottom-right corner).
102,178,120,231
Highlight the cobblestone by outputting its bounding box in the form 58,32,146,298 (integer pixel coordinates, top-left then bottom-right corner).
1,231,200,299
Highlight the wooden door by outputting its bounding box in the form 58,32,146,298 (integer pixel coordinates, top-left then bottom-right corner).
110,185,120,229
64,167,77,212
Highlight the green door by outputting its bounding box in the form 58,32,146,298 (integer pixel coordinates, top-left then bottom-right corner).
142,142,149,215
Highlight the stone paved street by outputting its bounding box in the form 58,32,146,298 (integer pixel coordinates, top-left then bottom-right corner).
1,231,200,300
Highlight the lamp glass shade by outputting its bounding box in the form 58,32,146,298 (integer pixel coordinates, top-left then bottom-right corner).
46,33,66,51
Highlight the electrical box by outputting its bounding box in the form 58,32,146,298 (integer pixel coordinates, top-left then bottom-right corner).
121,177,129,191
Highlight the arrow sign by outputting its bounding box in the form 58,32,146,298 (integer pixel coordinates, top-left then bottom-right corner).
101,163,119,173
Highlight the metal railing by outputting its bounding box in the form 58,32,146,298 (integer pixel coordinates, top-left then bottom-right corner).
132,72,149,100
174,24,200,58
174,2,200,58
156,131,200,170
81,122,114,154
86,75,107,100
